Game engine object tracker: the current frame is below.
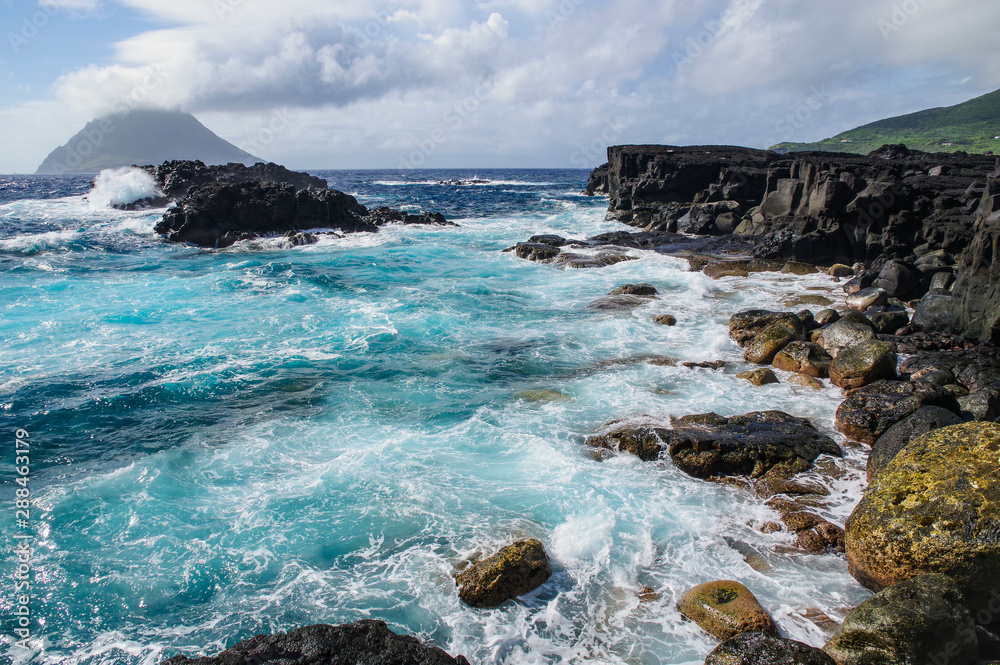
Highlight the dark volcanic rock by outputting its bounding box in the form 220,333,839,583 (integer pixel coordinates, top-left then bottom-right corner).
585,162,610,196
154,183,452,248
588,411,841,479
455,539,552,608
867,406,966,483
154,182,375,248
835,380,959,444
144,159,328,202
707,631,835,665
160,620,470,665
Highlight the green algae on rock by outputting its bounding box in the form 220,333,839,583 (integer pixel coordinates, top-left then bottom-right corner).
456,539,552,609
677,580,777,641
845,423,1000,615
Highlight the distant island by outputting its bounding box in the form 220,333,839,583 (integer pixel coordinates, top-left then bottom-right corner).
35,109,262,174
774,87,1000,155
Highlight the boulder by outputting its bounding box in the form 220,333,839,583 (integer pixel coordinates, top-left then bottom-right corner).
823,575,977,665
781,512,845,554
677,580,776,640
846,287,888,311
813,309,840,326
610,283,658,296
957,389,1000,421
729,310,804,348
455,539,552,608
737,369,780,386
835,380,959,444
586,295,652,311
590,411,840,479
873,259,926,300
707,631,836,665
866,310,910,334
788,374,824,390
845,423,1000,615
867,406,966,483
772,342,833,378
744,323,800,365
813,319,876,358
514,242,562,262
654,314,678,326
828,340,898,390
829,264,855,278
159,620,471,665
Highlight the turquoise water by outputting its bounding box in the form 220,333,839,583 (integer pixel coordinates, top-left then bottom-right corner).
0,170,869,664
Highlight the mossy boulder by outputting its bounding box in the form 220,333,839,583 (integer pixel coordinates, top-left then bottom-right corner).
678,580,776,640
729,310,804,348
707,631,835,665
456,539,552,608
737,368,780,386
828,340,897,390
845,423,1000,615
744,323,801,365
823,575,977,665
772,342,833,378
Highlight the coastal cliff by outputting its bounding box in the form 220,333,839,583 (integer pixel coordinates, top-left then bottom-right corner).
589,144,1000,343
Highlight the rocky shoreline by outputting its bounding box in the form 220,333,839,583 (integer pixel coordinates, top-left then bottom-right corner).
155,149,1000,664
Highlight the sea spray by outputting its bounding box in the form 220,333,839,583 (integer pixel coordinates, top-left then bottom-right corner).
87,167,163,209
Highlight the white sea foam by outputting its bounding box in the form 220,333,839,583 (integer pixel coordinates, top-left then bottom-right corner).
88,167,164,209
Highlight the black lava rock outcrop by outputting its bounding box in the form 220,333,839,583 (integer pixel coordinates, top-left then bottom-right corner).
154,182,453,248
161,620,470,665
144,159,328,202
589,144,1000,343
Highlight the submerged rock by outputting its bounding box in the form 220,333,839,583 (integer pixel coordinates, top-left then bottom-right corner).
677,580,776,640
737,368,780,386
160,620,470,665
823,575,977,665
845,423,1000,615
455,539,552,608
781,512,845,554
707,631,835,665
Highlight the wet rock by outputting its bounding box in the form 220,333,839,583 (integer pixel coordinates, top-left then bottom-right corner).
654,314,678,326
514,242,562,262
707,631,836,665
867,406,966,483
835,380,959,444
160,620,470,665
873,259,926,300
737,369,780,386
678,580,777,640
587,295,653,311
957,389,1000,421
829,264,854,278
782,262,820,276
828,340,898,390
610,283,658,296
846,287,888,311
772,342,832,378
813,319,876,358
455,539,552,608
781,512,845,554
744,323,801,365
729,310,805,348
823,575,977,665
588,411,841,479
788,374,824,390
552,251,636,269
865,309,910,334
813,309,840,326
845,423,1000,615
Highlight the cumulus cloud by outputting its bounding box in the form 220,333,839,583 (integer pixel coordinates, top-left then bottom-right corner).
5,0,1000,172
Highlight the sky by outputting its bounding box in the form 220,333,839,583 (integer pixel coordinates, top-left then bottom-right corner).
2,0,1000,172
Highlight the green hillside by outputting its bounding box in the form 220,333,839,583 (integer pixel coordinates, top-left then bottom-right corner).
774,87,1000,155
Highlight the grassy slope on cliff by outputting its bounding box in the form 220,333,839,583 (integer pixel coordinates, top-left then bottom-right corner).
774,88,1000,155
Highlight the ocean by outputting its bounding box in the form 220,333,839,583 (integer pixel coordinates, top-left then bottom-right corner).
0,169,870,664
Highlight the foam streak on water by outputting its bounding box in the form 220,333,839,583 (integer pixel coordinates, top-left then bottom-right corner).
0,170,869,665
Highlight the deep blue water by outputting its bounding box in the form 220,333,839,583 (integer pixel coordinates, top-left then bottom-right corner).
0,169,868,664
